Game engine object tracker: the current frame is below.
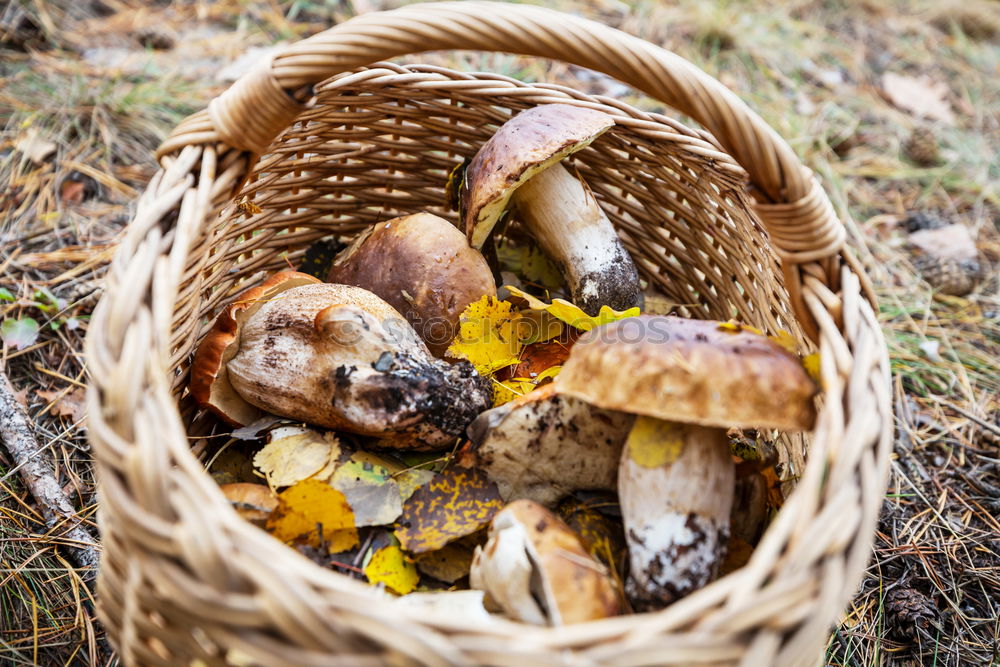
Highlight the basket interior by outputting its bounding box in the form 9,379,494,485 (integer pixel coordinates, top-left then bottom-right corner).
168,64,809,473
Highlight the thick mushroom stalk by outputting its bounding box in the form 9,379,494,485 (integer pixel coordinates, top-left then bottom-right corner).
462,104,642,314
617,417,734,609
466,384,633,506
470,499,621,625
558,316,817,609
327,212,496,357
224,282,490,448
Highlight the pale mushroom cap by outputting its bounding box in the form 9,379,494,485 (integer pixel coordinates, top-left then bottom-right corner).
327,212,496,356
190,271,321,426
557,316,817,432
226,282,490,446
462,104,615,249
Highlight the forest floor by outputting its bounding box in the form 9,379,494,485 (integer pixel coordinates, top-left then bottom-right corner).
1,0,998,665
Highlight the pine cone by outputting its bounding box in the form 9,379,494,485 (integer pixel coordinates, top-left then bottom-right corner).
913,255,984,296
905,127,940,166
884,587,938,642
903,210,949,233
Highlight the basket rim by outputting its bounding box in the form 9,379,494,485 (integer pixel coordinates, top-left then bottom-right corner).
85,4,893,664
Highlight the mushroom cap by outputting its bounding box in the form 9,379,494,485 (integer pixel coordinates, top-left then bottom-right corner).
226,282,490,447
190,271,321,426
327,212,496,356
462,104,615,249
471,499,621,625
557,316,817,432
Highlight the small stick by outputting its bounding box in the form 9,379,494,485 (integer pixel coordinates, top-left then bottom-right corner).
0,370,99,573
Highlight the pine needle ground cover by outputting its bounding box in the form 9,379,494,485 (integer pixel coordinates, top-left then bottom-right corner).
1,1,997,664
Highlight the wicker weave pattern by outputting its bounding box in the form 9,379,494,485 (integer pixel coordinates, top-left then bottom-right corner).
87,3,891,665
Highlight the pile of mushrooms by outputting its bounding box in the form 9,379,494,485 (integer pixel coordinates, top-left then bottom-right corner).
191,103,817,625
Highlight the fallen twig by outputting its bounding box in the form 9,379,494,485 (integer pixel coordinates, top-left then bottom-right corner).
0,368,99,573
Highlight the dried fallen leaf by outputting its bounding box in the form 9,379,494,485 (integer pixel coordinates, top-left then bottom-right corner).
505,286,639,332
231,415,283,441
396,466,503,554
395,468,436,503
220,483,277,526
718,537,754,577
59,178,86,204
330,456,403,527
907,224,978,261
35,387,86,423
626,416,684,468
446,295,522,375
414,540,476,583
520,246,564,289
557,497,627,578
252,430,340,488
881,72,956,124
493,365,562,407
266,479,359,552
14,128,56,164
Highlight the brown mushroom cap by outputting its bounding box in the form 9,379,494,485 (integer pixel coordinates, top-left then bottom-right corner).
190,271,321,426
470,499,621,625
557,316,817,432
462,104,615,249
327,212,496,356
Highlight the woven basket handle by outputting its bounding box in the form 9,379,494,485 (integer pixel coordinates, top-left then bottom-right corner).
158,0,870,339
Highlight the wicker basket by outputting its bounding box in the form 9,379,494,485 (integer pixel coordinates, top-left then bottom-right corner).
86,3,892,665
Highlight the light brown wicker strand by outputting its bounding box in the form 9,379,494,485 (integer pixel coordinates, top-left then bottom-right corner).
87,5,891,666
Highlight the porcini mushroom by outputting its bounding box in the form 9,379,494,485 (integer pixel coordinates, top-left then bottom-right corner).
470,499,621,625
466,384,633,506
327,212,496,356
557,316,817,609
190,271,321,426
193,277,491,447
462,104,642,314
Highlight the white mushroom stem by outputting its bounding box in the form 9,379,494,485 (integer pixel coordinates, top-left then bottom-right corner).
618,417,734,610
513,163,641,314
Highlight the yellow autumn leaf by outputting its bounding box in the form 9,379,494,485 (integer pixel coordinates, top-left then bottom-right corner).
803,353,822,385
767,329,799,355
492,365,562,407
266,479,359,552
365,545,419,595
520,246,564,289
515,308,564,345
627,416,685,468
446,295,523,375
505,285,639,332
396,466,503,554
252,430,340,487
717,319,763,335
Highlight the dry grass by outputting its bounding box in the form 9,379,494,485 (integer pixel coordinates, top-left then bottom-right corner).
1,0,997,664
